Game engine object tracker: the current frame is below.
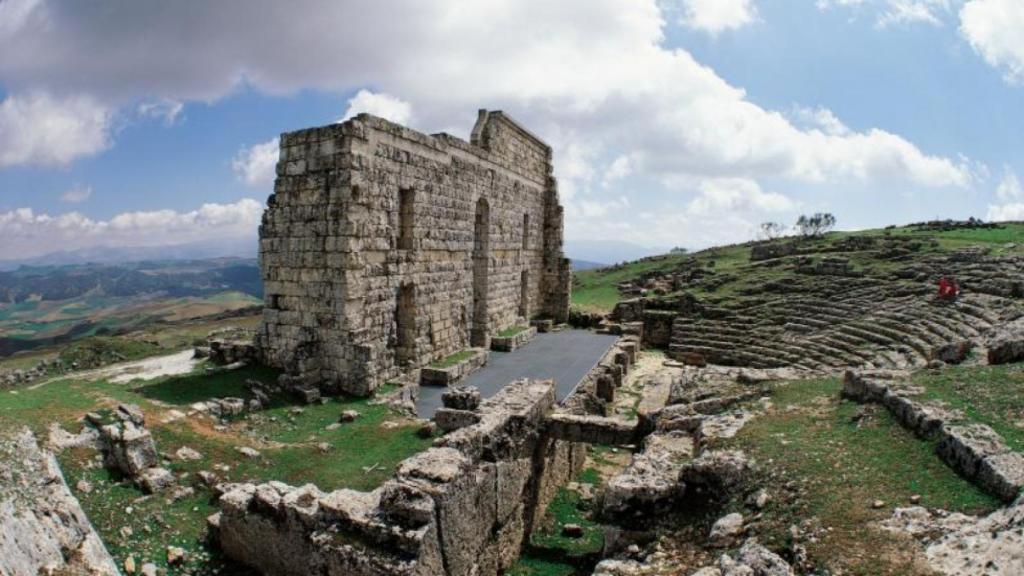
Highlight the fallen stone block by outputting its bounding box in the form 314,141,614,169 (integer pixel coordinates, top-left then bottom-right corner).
442,386,481,411
679,450,752,499
936,423,1009,481
602,431,694,522
434,408,481,433
545,413,638,445
931,340,973,365
977,451,1024,503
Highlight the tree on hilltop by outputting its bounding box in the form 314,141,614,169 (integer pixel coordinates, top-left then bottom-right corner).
759,221,787,241
795,213,836,238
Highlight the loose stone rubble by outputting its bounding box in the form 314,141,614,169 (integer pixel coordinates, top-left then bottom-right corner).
256,111,571,397
0,428,119,576
91,404,175,494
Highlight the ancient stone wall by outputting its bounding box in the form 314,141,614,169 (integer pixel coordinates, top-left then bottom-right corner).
257,111,571,396
215,379,585,576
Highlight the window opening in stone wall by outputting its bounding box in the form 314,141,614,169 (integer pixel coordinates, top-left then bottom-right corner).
396,283,416,365
522,213,530,249
472,197,490,347
398,188,415,250
519,270,530,318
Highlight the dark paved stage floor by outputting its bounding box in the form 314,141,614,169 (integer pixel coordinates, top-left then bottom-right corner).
415,329,620,418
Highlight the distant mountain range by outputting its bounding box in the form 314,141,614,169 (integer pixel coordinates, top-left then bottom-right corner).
564,240,669,267
570,260,607,271
0,239,258,271
0,238,668,275
0,258,262,304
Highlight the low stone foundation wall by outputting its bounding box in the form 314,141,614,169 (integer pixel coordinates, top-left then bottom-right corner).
844,371,1024,502
490,327,537,352
419,349,488,387
204,338,260,365
530,319,555,333
565,336,638,408
215,379,586,576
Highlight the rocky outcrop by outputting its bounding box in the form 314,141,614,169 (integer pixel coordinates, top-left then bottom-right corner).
883,497,1024,575
986,318,1024,365
0,428,119,576
593,539,793,576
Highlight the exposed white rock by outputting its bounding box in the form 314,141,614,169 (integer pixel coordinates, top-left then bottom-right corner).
0,428,119,576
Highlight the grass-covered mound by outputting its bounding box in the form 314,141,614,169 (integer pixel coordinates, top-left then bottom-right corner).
572,222,1024,315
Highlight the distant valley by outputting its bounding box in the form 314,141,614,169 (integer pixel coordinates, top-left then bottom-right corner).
0,259,263,357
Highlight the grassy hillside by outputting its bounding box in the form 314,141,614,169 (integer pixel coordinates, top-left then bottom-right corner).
0,258,262,357
571,221,1024,314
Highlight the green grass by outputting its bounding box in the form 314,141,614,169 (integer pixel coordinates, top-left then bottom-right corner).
528,468,606,563
430,349,476,369
507,556,577,576
911,364,1024,453
1,360,433,575
725,377,1000,575
498,325,530,338
59,336,165,366
135,365,277,405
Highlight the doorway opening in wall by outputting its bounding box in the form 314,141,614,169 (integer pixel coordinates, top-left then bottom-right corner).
520,270,530,318
398,188,415,250
396,283,416,366
472,197,490,347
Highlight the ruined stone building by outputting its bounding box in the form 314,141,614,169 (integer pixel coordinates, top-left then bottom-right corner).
256,110,571,396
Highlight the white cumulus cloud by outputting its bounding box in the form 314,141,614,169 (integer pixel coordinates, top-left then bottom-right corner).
232,138,279,187
0,92,112,168
0,0,979,249
60,184,92,204
678,0,758,34
0,199,264,259
987,203,1024,222
960,0,1024,84
687,178,796,216
341,90,413,125
817,0,955,27
996,166,1022,201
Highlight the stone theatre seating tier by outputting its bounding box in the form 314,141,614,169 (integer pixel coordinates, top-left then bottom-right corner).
256,110,572,397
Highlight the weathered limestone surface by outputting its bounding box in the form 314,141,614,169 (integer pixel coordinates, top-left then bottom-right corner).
0,428,120,576
601,431,694,522
217,379,585,576
257,111,571,396
883,498,1024,576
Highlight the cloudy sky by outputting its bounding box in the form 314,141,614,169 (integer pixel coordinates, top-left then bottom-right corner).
0,0,1021,260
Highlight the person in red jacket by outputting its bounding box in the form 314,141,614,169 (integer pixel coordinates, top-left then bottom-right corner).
938,276,959,301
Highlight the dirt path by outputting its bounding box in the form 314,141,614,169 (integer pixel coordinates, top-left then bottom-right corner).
28,349,198,390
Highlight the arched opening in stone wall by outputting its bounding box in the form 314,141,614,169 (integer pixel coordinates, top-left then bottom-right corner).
395,283,417,366
398,188,415,250
522,213,530,250
520,270,530,319
472,197,490,347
